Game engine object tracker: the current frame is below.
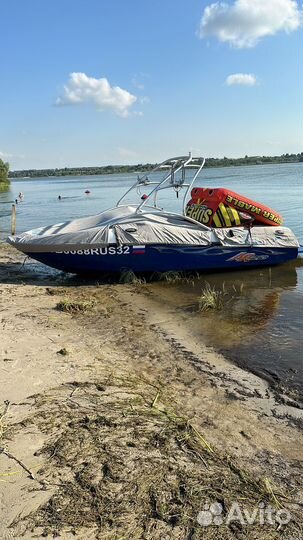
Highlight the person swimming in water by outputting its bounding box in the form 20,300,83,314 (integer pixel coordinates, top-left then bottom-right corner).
58,195,62,200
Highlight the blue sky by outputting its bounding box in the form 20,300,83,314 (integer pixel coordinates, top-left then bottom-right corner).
0,0,302,169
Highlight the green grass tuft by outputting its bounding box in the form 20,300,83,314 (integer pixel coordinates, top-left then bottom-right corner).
198,283,225,311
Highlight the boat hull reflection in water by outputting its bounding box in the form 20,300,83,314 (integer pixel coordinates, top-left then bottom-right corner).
150,260,302,398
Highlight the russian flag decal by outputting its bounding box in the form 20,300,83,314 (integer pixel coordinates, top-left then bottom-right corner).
132,245,146,255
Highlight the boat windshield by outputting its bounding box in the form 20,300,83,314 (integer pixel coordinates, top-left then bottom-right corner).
116,153,205,216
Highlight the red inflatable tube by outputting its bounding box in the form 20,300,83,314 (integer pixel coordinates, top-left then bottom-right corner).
186,187,283,227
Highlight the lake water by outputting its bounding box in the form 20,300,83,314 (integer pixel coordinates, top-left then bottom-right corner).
1,162,302,398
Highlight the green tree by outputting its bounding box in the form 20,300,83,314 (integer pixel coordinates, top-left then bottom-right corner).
0,158,9,183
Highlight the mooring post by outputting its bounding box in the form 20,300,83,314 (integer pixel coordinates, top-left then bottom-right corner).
11,204,16,235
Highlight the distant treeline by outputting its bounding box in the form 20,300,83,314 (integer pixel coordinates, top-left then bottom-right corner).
9,152,303,179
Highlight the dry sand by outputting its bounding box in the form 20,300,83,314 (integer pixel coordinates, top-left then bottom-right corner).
0,244,302,540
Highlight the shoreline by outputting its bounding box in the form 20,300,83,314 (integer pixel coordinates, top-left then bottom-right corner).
122,284,303,423
8,159,303,180
0,244,302,539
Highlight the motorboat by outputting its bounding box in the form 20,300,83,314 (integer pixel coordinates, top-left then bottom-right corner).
7,154,299,275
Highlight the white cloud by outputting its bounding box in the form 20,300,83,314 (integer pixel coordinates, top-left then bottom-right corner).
56,72,137,117
199,0,302,48
225,73,257,86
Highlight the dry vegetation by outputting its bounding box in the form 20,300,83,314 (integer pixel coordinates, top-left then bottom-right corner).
6,375,302,540
56,298,97,314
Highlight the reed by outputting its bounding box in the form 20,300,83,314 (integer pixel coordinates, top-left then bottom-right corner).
157,270,197,286
198,282,225,311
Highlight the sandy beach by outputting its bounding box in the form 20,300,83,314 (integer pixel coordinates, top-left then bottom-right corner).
0,243,302,540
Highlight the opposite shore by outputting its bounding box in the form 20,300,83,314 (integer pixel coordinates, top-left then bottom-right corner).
8,153,303,179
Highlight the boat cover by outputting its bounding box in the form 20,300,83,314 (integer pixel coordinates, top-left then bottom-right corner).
10,209,211,252
214,227,299,248
113,213,211,246
9,205,298,252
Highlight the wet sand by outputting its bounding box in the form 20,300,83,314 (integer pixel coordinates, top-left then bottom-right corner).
0,244,302,539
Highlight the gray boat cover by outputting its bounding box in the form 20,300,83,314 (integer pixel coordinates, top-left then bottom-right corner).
8,205,299,252
214,226,299,248
8,207,135,252
10,207,211,252
113,213,211,246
